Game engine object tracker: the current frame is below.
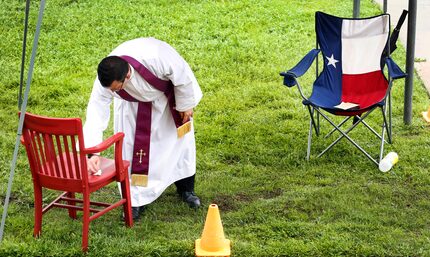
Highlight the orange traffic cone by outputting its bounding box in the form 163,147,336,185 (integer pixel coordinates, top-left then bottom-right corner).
422,106,430,123
195,204,230,257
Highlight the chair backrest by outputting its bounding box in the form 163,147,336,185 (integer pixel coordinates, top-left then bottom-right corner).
21,112,89,191
314,12,390,109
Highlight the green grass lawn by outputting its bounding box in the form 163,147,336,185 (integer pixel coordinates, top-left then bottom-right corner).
1,0,430,256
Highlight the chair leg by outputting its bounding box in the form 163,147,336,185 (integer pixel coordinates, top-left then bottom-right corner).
307,114,313,160
382,106,392,144
316,111,320,135
33,184,43,238
361,120,386,141
317,108,374,157
324,116,352,139
66,192,77,219
316,110,378,166
379,119,386,162
317,117,362,158
120,177,133,227
307,106,319,136
379,106,391,161
81,193,90,252
388,91,392,142
306,106,320,160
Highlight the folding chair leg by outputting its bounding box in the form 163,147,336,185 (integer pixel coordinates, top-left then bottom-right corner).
379,105,393,161
379,120,386,162
316,110,378,166
354,113,389,145
307,106,320,136
382,106,392,144
389,91,392,143
316,110,320,135
324,116,352,139
317,111,369,157
307,114,313,160
361,120,386,141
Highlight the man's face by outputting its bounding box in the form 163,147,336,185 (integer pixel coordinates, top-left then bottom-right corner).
109,65,131,92
109,80,126,92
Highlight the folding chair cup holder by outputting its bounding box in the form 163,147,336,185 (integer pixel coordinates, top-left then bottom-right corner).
280,12,406,166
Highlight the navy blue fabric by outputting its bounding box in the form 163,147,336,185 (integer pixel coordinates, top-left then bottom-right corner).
308,12,343,109
280,49,320,87
385,57,406,79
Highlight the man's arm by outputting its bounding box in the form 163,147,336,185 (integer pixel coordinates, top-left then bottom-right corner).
83,78,114,173
179,108,194,123
159,42,203,112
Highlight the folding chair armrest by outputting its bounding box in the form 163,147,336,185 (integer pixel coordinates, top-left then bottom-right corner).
280,49,320,87
385,57,407,80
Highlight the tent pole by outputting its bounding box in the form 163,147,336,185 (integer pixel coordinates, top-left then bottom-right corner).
404,0,417,124
0,0,46,243
18,0,31,109
353,0,360,18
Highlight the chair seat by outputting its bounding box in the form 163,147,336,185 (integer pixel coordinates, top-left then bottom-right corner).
304,83,386,116
88,158,124,188
40,154,125,192
304,98,385,116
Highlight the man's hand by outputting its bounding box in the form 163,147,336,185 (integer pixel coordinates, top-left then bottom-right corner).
87,155,100,174
179,108,194,124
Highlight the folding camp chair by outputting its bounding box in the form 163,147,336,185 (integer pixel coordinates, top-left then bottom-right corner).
280,12,406,166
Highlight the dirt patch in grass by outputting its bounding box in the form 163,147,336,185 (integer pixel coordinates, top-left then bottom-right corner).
211,192,255,212
260,188,284,199
211,189,283,211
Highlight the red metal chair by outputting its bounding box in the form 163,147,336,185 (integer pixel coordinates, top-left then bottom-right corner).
20,112,133,251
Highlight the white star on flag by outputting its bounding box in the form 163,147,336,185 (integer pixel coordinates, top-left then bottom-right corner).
325,54,339,68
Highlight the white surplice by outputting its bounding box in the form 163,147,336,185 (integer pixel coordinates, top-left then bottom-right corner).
83,38,203,206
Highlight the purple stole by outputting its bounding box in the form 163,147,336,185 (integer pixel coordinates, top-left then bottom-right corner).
116,55,183,184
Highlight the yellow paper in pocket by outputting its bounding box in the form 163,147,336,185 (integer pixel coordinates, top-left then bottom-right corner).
177,120,192,138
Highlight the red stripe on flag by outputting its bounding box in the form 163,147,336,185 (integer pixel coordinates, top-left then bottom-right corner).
342,71,388,109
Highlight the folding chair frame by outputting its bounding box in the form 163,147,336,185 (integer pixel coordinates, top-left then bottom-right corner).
303,87,392,166
281,40,406,166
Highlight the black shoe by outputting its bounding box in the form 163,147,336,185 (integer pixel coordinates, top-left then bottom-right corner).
122,206,145,221
181,191,201,209
132,207,141,221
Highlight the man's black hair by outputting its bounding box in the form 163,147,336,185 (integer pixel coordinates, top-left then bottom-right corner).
97,56,129,88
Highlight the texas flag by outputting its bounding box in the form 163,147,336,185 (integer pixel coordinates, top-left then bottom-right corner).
310,12,390,111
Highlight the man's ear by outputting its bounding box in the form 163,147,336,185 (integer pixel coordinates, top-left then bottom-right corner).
126,65,132,79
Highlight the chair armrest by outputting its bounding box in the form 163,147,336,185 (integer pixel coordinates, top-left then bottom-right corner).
83,132,125,155
280,49,320,87
385,57,407,80
83,132,128,181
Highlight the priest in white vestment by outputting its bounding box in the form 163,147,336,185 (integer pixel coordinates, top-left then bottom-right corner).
83,38,203,220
